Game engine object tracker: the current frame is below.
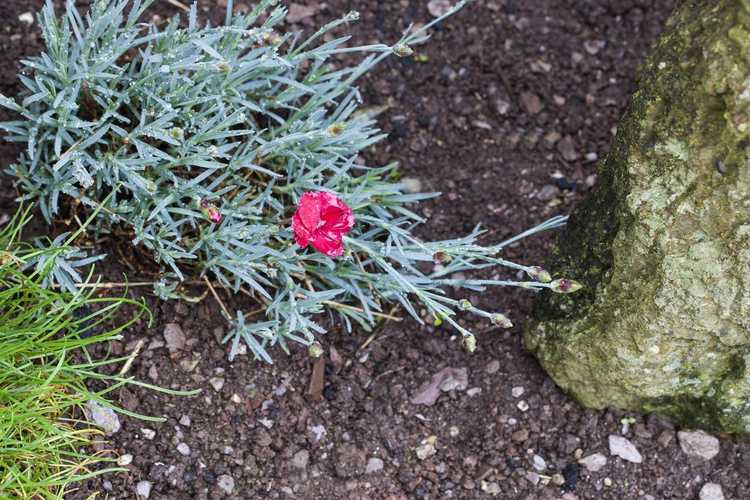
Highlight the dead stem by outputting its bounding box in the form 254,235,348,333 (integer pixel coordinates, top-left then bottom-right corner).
164,0,190,12
203,276,232,322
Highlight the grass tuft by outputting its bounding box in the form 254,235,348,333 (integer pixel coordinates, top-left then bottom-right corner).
0,208,160,499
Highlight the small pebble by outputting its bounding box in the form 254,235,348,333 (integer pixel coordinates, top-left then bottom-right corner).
678,430,720,460
699,482,725,500
525,471,540,486
520,91,543,115
485,360,501,374
517,400,529,412
292,450,310,469
400,177,422,194
578,452,607,472
416,436,438,460
209,377,225,392
495,98,511,115
512,429,529,442
163,323,186,352
217,474,235,495
366,457,384,474
176,443,191,456
511,386,525,398
608,435,642,463
117,454,133,466
18,12,34,24
427,0,452,17
536,184,560,201
136,480,152,499
273,384,288,397
310,424,326,442
86,400,121,436
584,39,606,55
480,481,501,495
141,428,156,440
179,415,191,427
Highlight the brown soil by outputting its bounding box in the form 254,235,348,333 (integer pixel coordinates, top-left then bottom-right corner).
2,1,749,499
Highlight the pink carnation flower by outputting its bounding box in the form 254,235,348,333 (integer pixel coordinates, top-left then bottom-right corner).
292,191,355,257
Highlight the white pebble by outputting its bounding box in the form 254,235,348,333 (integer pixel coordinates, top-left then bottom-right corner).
578,452,607,472
136,480,152,499
18,12,34,24
532,454,546,471
86,400,121,435
217,474,235,494
699,482,725,500
209,377,225,392
608,435,643,463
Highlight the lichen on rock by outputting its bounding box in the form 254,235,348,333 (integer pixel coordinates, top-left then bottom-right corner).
525,0,750,434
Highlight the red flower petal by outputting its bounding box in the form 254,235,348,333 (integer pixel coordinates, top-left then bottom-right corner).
292,211,312,247
311,230,344,257
296,192,322,232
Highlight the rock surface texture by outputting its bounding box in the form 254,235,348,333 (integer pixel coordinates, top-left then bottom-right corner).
526,0,750,434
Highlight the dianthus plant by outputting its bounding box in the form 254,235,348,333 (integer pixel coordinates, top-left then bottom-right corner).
0,0,580,362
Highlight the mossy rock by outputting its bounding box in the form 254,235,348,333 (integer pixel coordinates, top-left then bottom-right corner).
525,0,750,435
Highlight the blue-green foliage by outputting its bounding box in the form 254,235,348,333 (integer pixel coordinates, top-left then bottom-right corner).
0,0,572,361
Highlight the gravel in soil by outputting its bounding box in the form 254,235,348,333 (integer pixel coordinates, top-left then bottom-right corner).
2,1,749,499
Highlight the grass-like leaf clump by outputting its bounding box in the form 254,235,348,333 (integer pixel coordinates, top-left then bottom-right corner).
0,0,578,362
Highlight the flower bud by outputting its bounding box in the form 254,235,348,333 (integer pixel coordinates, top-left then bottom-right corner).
392,43,414,58
200,198,222,224
526,266,552,283
433,251,452,264
433,314,444,327
327,122,345,137
490,313,513,329
550,278,583,294
463,335,476,353
458,299,472,311
308,342,324,358
262,31,281,45
169,127,184,142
